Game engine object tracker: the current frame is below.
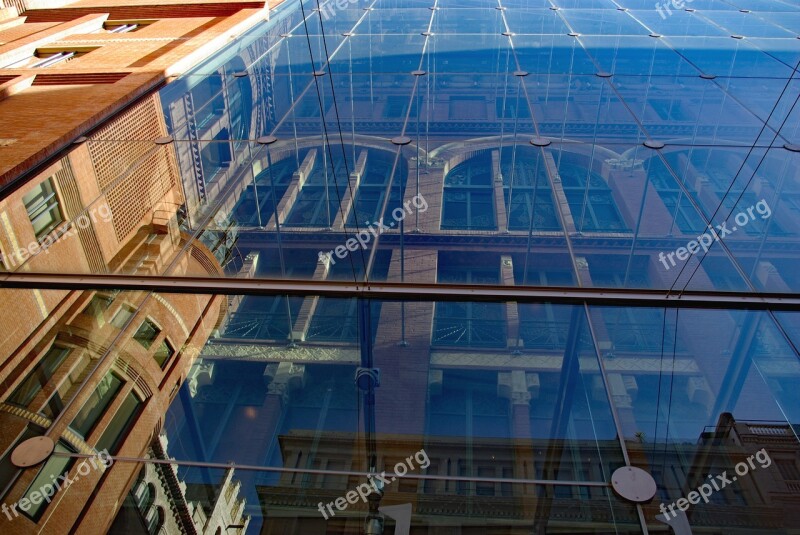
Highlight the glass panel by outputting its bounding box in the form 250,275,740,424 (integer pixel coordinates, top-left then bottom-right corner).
2,0,800,529
97,459,642,534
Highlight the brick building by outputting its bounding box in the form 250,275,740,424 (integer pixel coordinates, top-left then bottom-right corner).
0,0,280,533
1,0,800,534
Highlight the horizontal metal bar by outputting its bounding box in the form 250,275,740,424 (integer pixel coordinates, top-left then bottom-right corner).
2,272,800,310
51,451,609,487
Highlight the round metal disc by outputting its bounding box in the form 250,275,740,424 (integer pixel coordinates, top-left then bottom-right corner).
154,135,174,145
313,70,326,77
342,31,354,37
568,32,580,37
784,143,800,153
513,70,529,77
11,436,55,468
699,73,717,79
611,466,657,503
502,31,514,36
256,135,278,145
649,33,662,38
530,136,551,147
549,6,559,10
421,31,433,36
643,139,665,149
495,6,506,10
280,33,292,38
731,34,744,39
740,9,751,13
617,7,628,10
233,71,248,78
596,71,613,78
685,7,695,11
411,70,427,76
391,136,412,146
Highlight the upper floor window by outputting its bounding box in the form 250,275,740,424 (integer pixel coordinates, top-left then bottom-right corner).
7,48,95,69
23,178,63,241
557,156,627,232
346,149,407,227
433,255,505,347
501,147,560,231
133,319,161,349
110,305,135,329
18,442,76,520
69,372,123,438
144,505,164,535
441,152,495,230
286,150,350,227
7,346,70,408
103,20,154,33
153,339,174,368
96,391,144,453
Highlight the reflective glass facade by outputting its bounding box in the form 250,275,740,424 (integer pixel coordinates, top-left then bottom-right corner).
1,0,800,533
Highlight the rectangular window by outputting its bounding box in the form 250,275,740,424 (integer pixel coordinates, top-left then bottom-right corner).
383,95,417,119
110,306,135,329
0,427,40,495
95,392,143,453
82,293,116,322
41,354,91,420
23,178,63,241
17,47,98,69
152,339,174,368
69,372,123,438
449,96,487,120
7,346,70,408
434,258,505,347
133,319,160,350
103,20,154,33
19,442,76,521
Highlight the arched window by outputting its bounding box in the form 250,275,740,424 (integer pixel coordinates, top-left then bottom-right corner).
144,505,164,535
556,152,628,232
135,482,155,511
501,146,560,231
441,152,495,230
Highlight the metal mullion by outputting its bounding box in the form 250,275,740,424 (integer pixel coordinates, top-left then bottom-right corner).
360,13,431,280
582,302,651,535
269,6,370,137
5,272,800,310
50,449,610,486
502,9,585,288
650,32,790,142
25,191,57,215
557,30,763,297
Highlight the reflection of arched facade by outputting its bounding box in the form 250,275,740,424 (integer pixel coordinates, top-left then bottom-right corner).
438,140,629,233
231,138,409,232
